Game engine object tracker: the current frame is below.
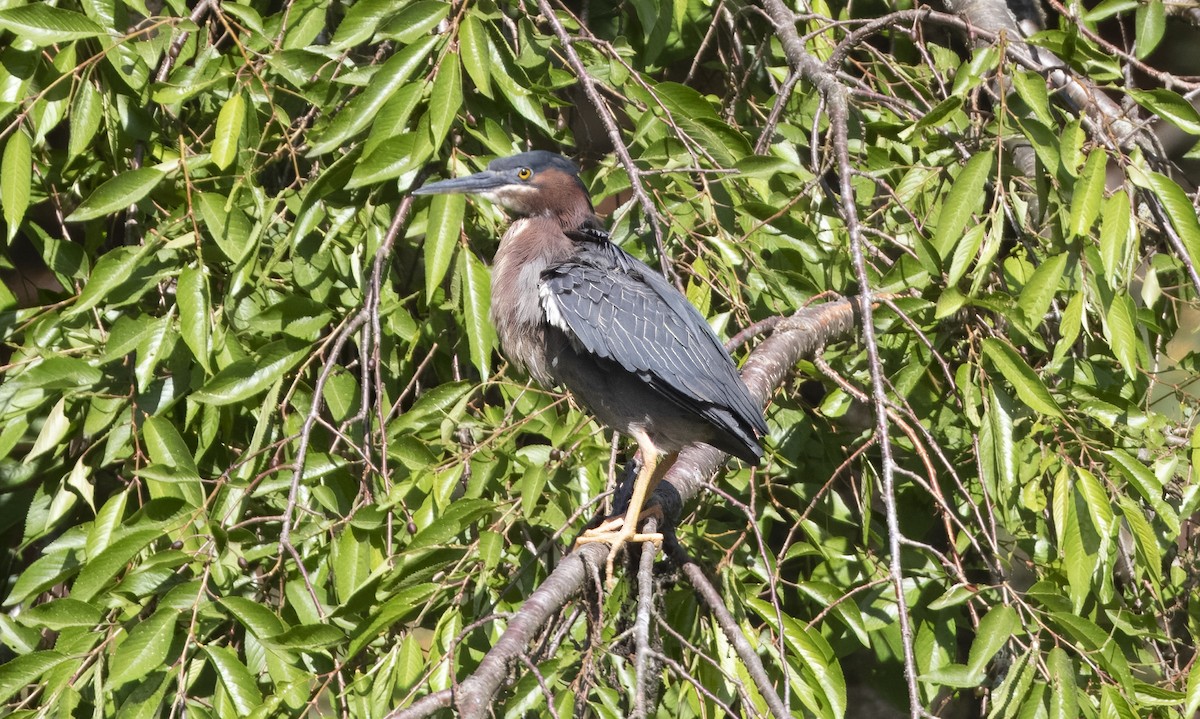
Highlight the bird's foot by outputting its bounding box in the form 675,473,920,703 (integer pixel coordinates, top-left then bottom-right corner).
574,509,664,589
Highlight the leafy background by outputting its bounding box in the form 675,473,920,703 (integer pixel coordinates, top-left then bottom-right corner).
0,0,1199,717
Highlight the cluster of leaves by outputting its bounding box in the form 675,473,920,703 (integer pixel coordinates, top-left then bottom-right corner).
0,0,1198,716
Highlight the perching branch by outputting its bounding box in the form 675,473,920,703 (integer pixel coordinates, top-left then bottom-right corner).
387,298,860,719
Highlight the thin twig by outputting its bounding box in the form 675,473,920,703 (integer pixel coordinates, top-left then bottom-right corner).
667,540,790,719
756,1,924,716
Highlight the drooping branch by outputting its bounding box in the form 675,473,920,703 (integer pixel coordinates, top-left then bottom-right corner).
386,298,860,719
755,2,925,716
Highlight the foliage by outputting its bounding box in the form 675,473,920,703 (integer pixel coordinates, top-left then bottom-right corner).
0,0,1198,716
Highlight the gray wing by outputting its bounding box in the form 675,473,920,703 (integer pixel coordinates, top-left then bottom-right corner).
539,240,766,455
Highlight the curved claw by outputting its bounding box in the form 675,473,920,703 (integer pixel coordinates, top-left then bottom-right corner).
575,517,663,589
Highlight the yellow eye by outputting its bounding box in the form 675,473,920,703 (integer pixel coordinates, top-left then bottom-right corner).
517,167,532,180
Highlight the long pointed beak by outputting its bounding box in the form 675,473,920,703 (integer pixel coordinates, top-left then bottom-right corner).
412,170,510,196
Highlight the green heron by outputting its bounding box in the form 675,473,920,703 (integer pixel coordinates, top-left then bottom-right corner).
414,151,767,583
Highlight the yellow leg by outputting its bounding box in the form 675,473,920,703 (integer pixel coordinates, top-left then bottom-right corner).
575,432,672,588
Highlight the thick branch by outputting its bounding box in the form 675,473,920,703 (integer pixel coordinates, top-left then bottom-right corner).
387,298,859,719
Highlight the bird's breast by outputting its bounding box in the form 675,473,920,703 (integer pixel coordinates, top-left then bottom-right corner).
489,218,577,386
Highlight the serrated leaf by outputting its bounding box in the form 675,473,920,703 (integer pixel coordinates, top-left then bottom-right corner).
177,266,211,373
967,605,1017,674
423,192,463,301
66,168,165,222
1016,252,1067,330
307,36,439,156
192,339,310,405
143,415,199,478
1047,647,1078,719
68,81,103,159
428,55,461,147
460,249,493,377
211,93,244,171
5,550,81,606
0,651,72,704
2,130,31,243
71,529,160,602
1129,88,1200,136
204,645,263,714
1067,150,1105,238
66,245,153,317
407,498,495,550
0,4,103,45
981,338,1063,417
194,191,254,264
1099,190,1131,283
16,598,102,631
932,149,992,263
110,608,177,686
1134,0,1165,58
220,596,286,638
1104,293,1138,379
459,15,492,97
347,583,439,657
1140,172,1200,275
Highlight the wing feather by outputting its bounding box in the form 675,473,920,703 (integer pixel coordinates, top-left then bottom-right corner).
539,239,766,445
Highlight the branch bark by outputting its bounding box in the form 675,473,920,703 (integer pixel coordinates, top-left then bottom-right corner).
387,298,860,719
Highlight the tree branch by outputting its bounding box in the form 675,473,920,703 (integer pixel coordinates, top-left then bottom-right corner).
387,298,860,718
755,2,925,716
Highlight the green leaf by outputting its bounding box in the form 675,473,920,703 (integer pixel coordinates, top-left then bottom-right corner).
177,266,211,373
1098,189,1131,283
460,249,493,377
66,167,165,222
1067,150,1105,238
195,191,255,264
192,339,310,405
0,4,103,45
204,645,263,714
1,130,31,243
1016,252,1067,331
109,608,177,686
458,14,493,97
66,244,155,317
1047,647,1078,719
68,81,103,159
377,1,450,44
220,596,285,638
932,149,992,263
1129,88,1200,136
424,192,463,302
967,605,1017,674
1104,293,1139,379
211,93,245,171
70,529,161,602
1185,656,1200,719
1139,171,1200,275
0,651,71,704
264,623,344,649
307,35,439,156
1134,0,1165,58
143,416,200,478
5,550,82,606
407,498,495,550
347,583,439,657
981,338,1062,417
16,598,102,631
330,0,404,48
428,55,462,147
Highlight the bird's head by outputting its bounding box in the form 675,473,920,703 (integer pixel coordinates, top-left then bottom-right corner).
414,151,594,225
